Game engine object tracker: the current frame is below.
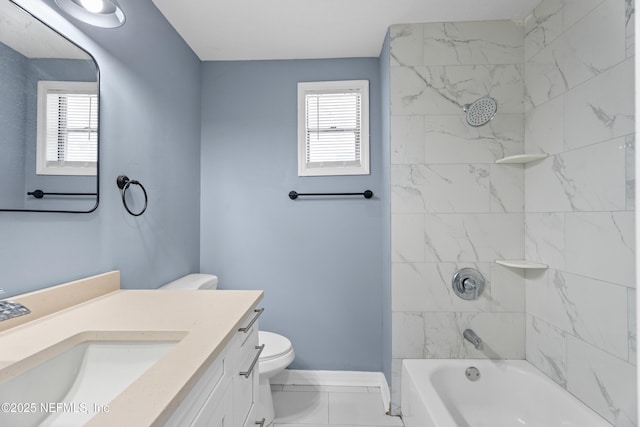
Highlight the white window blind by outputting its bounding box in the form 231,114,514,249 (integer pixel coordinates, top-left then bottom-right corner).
37,81,98,176
298,80,369,176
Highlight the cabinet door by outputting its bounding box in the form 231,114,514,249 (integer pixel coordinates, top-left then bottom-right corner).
190,383,232,427
234,315,260,426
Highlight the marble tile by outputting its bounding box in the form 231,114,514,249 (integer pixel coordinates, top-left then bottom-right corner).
422,312,525,359
564,59,635,151
391,214,424,262
626,0,635,58
565,211,635,287
423,213,524,262
525,212,566,270
563,0,607,29
526,0,626,107
524,95,564,155
424,114,524,164
391,262,492,312
390,24,424,67
566,335,637,426
524,0,564,61
272,389,329,425
422,21,523,66
390,359,402,416
526,314,568,387
392,311,425,359
329,392,403,426
526,269,629,360
524,139,626,212
490,263,525,312
391,115,424,165
626,134,635,211
629,288,637,365
490,164,524,212
391,64,524,116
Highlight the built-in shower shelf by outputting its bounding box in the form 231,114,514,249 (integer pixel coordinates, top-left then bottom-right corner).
495,154,548,164
495,260,548,269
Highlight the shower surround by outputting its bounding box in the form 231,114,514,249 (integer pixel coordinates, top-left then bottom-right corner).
388,0,636,425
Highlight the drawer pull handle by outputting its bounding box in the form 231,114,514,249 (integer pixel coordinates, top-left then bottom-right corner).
238,308,264,333
239,344,265,378
255,419,266,426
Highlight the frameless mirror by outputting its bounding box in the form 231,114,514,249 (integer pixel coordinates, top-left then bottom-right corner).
0,0,99,213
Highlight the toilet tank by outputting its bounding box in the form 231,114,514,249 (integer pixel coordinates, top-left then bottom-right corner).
160,274,218,290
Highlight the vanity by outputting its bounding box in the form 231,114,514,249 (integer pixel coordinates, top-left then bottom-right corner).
0,271,264,426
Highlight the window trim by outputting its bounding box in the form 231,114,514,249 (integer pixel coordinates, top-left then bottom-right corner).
297,80,370,177
36,80,98,176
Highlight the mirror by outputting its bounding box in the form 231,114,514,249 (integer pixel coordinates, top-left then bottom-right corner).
0,0,99,213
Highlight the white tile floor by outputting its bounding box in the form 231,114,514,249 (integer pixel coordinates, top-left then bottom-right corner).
271,385,404,427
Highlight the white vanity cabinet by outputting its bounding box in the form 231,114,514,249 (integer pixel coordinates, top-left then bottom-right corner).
164,308,264,427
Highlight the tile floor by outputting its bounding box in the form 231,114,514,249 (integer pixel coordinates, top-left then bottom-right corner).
271,385,404,427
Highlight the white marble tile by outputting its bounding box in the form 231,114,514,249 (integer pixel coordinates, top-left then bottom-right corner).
626,0,635,58
524,139,626,212
391,115,424,165
564,59,635,151
524,95,564,155
524,0,564,61
392,311,425,359
526,0,626,107
526,269,629,360
329,392,403,426
563,0,607,29
391,214,424,262
525,212,566,269
490,164,524,212
565,211,635,287
391,165,428,214
422,312,525,359
422,21,523,65
566,335,637,426
392,262,492,312
391,64,524,116
490,263,525,312
390,359,402,416
626,134,635,211
526,314,568,387
272,389,329,425
424,114,524,164
424,213,523,262
390,24,424,67
629,288,637,365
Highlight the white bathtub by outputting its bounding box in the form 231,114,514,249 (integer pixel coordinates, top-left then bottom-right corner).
401,359,611,427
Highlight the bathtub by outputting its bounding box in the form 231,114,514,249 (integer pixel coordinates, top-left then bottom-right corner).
401,359,611,427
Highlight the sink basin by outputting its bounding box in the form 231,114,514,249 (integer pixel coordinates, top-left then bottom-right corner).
0,340,177,427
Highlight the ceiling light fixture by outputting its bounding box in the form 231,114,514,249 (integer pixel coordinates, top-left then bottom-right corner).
55,0,125,28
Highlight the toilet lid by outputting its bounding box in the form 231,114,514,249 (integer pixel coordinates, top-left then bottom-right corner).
259,331,293,362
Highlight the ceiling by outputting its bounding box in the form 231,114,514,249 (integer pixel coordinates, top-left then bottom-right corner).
151,0,541,61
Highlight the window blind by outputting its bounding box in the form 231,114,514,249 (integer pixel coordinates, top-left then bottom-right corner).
305,91,361,167
45,92,98,166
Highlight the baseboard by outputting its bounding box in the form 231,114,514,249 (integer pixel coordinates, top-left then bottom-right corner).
271,369,391,412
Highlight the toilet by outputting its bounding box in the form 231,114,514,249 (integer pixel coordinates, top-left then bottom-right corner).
159,274,294,426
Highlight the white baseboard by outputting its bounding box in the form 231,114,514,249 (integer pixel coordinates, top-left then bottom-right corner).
271,369,391,413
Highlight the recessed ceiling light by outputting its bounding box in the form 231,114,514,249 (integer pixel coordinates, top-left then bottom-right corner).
55,0,125,28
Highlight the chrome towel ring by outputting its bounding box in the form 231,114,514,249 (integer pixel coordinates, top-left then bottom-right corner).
116,175,148,216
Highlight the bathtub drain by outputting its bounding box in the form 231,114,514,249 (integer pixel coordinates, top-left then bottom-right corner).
465,366,481,381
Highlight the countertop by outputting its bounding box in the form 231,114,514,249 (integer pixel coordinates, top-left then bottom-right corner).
0,271,263,426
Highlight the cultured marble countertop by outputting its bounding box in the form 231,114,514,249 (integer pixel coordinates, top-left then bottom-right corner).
0,271,263,427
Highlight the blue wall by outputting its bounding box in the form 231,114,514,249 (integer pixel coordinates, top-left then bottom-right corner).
200,59,384,372
0,0,201,295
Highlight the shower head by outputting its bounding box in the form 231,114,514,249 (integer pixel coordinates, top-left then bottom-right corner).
463,97,497,127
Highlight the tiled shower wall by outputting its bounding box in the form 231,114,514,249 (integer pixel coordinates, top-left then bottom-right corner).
388,0,636,424
523,0,636,425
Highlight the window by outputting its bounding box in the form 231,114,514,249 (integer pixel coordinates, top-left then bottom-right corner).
298,80,369,176
36,80,98,176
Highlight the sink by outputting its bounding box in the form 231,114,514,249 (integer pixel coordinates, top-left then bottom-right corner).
0,339,177,427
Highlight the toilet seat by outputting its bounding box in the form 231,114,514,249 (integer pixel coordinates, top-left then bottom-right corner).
259,331,293,361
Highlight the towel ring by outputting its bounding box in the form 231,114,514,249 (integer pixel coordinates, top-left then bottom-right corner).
116,175,148,216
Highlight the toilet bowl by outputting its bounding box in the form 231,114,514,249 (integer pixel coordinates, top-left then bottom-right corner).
160,274,295,426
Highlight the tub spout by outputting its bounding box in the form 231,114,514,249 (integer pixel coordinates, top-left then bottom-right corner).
463,329,483,350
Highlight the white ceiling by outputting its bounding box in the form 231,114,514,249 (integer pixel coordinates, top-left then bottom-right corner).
151,0,541,61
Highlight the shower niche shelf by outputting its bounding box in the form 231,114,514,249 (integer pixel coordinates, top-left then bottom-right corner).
495,154,548,164
495,260,548,269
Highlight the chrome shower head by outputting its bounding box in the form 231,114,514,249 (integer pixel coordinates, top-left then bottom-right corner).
463,97,497,127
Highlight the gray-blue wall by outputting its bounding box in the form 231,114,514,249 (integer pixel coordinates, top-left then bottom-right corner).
0,0,201,295
200,59,384,372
